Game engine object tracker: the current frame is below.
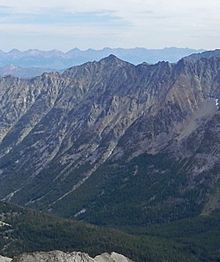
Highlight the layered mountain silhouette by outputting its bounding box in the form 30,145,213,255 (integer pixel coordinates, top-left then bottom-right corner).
0,47,203,69
0,50,219,227
0,65,55,79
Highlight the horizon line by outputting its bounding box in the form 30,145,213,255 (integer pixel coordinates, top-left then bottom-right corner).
0,46,207,54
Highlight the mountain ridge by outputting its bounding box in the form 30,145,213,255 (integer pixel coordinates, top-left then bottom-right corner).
0,47,204,69
0,50,219,227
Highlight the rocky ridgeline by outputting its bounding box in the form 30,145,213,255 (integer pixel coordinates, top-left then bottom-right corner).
0,251,134,262
0,50,220,225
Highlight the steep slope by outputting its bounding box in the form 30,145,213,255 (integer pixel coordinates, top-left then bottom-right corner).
0,52,219,227
185,49,220,61
1,201,220,262
145,211,220,262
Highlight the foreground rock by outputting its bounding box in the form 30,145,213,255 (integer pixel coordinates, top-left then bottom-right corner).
94,252,133,262
0,255,11,262
11,251,134,262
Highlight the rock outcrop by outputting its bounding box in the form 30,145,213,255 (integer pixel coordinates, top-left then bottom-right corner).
11,251,133,262
0,255,11,262
95,252,133,262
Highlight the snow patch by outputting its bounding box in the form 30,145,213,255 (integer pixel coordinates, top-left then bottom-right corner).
0,221,10,228
2,189,21,201
74,208,86,218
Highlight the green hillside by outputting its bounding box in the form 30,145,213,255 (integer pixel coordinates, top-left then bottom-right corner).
1,201,220,261
0,201,197,262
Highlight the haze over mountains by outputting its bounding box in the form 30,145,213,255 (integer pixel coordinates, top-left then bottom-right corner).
0,49,219,228
0,47,203,71
0,65,55,79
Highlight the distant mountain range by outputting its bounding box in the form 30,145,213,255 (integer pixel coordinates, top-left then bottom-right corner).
0,47,204,70
0,65,55,79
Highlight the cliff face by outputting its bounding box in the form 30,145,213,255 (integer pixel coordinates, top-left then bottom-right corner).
0,52,219,225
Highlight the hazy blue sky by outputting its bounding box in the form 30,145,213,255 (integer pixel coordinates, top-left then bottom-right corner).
0,0,219,51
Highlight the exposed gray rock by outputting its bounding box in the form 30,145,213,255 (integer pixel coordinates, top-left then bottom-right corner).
11,251,134,262
95,252,133,262
0,255,11,262
0,51,219,225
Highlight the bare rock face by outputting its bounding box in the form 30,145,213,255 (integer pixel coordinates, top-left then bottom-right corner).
94,252,133,262
11,251,134,262
11,251,93,262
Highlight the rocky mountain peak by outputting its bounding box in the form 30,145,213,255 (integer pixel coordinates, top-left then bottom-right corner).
101,54,119,61
99,54,129,66
0,51,220,226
